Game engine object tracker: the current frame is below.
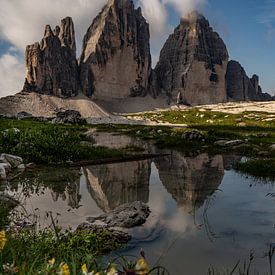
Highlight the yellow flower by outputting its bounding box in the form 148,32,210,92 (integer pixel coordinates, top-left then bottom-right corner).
82,264,88,275
59,263,70,275
107,266,118,275
48,258,56,266
135,257,150,275
0,231,7,251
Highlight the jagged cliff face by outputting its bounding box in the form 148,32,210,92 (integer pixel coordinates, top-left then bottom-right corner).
226,60,272,101
83,160,150,212
154,12,229,105
79,0,151,100
23,17,79,97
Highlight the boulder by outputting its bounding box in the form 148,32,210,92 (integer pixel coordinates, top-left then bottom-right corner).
23,17,79,97
154,11,228,105
17,111,33,120
0,164,7,180
0,154,23,168
86,201,150,228
52,110,87,124
79,0,151,100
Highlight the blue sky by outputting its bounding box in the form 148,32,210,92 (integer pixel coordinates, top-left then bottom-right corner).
0,0,274,96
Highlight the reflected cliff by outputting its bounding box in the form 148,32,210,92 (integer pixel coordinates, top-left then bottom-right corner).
8,167,82,209
154,152,225,212
82,160,151,212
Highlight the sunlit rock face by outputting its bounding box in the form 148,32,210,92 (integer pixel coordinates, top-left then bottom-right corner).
79,0,151,100
83,160,151,212
154,11,228,105
154,152,224,212
23,17,79,97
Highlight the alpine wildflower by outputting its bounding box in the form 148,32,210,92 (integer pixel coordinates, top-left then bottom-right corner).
0,230,7,251
59,263,70,275
48,258,56,266
107,265,118,275
135,251,150,275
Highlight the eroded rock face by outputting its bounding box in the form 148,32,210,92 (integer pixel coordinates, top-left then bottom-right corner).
226,60,273,101
83,160,150,212
23,17,79,97
79,0,151,100
154,11,228,105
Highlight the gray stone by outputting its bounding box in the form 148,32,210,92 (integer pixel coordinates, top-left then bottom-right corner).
17,111,33,120
1,154,23,168
86,201,150,228
270,144,275,151
0,164,7,180
52,110,87,124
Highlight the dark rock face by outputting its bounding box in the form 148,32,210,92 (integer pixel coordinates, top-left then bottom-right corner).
226,60,273,101
154,11,228,105
79,0,151,100
23,17,79,97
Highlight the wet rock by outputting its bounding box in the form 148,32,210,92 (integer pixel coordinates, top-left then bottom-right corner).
154,11,228,105
52,110,87,124
86,201,150,228
77,223,131,244
1,154,23,168
80,0,151,100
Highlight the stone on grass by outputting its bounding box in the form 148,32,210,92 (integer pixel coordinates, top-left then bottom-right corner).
1,154,23,168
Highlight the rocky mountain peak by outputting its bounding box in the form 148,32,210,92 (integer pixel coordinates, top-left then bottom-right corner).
59,17,76,52
23,17,79,97
79,0,151,100
154,11,228,105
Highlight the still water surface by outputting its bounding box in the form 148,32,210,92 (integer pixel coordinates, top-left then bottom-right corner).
2,133,275,274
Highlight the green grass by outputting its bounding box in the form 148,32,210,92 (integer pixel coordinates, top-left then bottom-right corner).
0,118,126,165
0,228,123,274
234,159,275,181
112,110,275,157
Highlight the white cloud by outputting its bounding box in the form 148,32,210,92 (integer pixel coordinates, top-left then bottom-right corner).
0,0,105,53
0,52,24,97
163,0,206,16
